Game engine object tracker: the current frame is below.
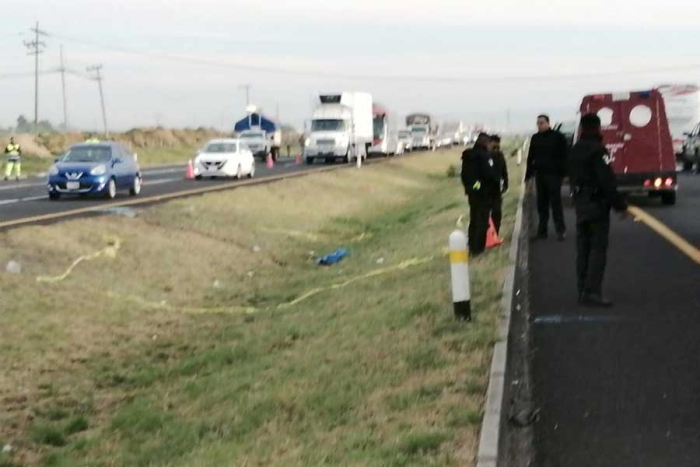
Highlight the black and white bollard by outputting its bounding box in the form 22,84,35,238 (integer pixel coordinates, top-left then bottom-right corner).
449,229,472,321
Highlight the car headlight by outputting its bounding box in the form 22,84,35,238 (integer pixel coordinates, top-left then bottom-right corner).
305,138,311,147
48,165,59,176
90,164,107,176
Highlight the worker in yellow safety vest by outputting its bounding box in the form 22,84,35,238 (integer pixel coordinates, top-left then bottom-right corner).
4,137,22,181
85,135,100,143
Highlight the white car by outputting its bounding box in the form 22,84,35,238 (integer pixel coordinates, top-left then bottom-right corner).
194,139,255,179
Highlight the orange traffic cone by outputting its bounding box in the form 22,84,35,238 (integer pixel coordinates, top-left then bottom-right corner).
185,159,195,180
266,154,274,168
485,218,504,249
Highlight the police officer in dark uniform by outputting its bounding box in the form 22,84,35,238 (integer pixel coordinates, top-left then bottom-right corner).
526,114,569,241
489,135,509,234
569,113,628,307
461,133,499,255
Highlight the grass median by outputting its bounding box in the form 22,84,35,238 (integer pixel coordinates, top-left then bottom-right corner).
0,147,522,467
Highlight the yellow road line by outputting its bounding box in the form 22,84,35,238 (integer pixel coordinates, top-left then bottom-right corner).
628,205,700,265
0,165,340,230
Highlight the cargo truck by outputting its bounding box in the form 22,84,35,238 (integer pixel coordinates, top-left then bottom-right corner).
304,92,373,164
579,89,677,205
233,108,282,162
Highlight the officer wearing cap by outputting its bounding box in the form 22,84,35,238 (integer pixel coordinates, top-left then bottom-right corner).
569,113,628,307
461,133,499,255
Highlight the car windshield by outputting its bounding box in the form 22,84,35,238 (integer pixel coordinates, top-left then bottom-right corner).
205,143,237,153
312,119,346,132
61,146,112,163
239,133,264,139
411,127,426,134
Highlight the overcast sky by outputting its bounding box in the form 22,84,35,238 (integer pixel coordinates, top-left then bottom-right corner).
2,0,700,132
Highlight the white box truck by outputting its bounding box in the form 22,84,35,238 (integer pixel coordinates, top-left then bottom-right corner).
304,92,373,164
656,84,700,170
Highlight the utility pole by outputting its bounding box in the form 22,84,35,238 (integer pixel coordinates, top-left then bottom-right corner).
59,45,68,130
86,64,108,137
24,21,47,139
506,107,511,133
276,102,280,122
238,84,251,107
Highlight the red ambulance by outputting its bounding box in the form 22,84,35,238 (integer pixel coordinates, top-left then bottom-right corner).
579,89,677,205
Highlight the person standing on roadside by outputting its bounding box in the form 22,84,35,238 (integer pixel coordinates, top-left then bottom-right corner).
4,137,22,181
489,135,509,234
461,133,498,255
569,113,628,307
525,114,569,241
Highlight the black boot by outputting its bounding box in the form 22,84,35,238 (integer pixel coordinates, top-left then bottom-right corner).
579,293,613,308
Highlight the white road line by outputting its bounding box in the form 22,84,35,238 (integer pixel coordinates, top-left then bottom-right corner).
0,195,46,206
144,177,181,186
0,182,43,191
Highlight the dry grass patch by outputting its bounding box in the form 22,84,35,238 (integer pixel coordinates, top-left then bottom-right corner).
0,148,522,467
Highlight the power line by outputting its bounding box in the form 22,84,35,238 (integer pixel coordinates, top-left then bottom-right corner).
86,64,108,137
46,31,700,83
24,21,48,138
238,84,251,106
59,45,68,129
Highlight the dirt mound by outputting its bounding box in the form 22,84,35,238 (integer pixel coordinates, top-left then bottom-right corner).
10,134,52,158
15,128,225,156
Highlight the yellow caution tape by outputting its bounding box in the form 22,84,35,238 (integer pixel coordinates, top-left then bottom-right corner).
104,255,435,316
37,237,122,283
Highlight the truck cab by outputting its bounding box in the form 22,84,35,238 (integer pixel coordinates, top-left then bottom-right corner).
579,89,677,205
238,130,269,160
406,113,433,150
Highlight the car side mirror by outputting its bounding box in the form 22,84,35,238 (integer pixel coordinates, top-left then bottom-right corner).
113,157,124,165
54,158,60,163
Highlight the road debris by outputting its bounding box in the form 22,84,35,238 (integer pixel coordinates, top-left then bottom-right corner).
5,260,21,275
317,248,349,266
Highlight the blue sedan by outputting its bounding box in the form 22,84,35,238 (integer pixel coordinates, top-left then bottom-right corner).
48,142,141,200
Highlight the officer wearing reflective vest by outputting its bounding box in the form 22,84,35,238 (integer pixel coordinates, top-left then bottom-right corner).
85,136,100,143
461,133,499,255
4,137,22,181
569,113,628,307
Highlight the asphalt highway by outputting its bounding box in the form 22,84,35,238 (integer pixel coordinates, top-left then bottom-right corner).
531,173,700,466
0,158,319,228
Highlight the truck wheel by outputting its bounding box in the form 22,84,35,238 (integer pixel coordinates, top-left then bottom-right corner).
683,160,694,172
661,192,677,206
306,157,314,165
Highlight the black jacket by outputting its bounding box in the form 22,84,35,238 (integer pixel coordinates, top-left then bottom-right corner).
492,150,509,194
461,143,499,197
569,134,627,221
525,129,568,179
